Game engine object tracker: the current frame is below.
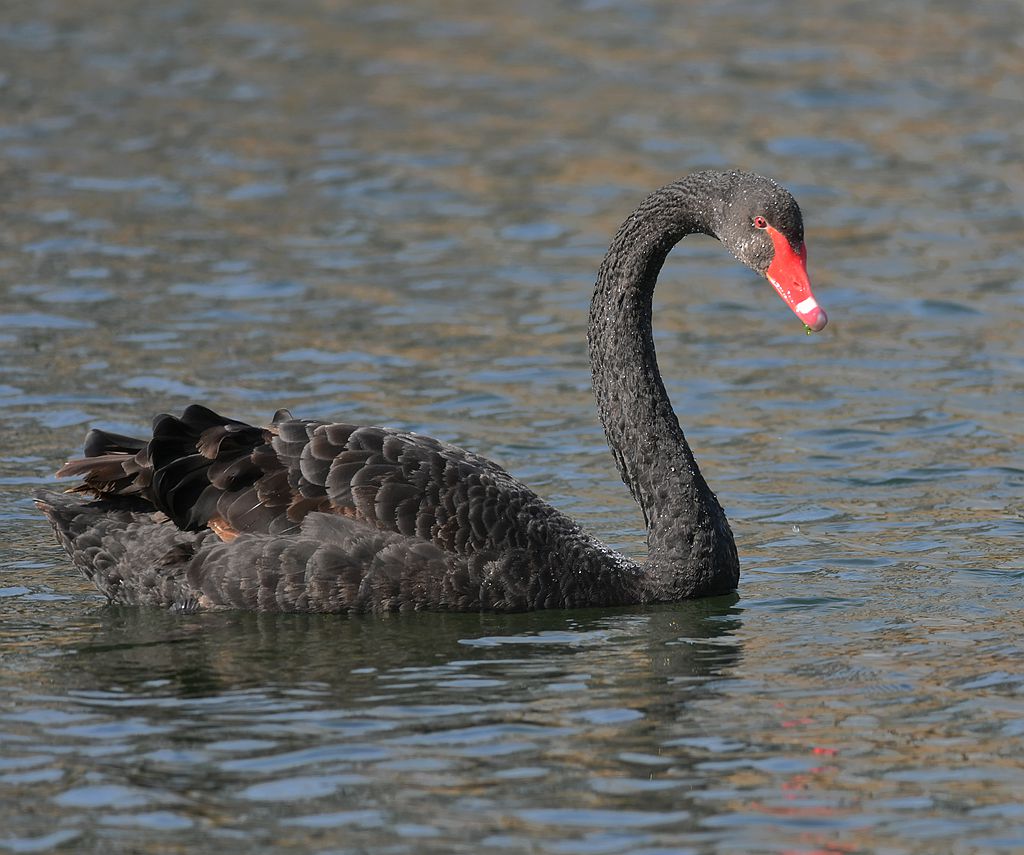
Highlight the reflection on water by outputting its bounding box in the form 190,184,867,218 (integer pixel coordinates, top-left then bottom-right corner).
3,603,743,852
49,603,741,694
2,0,1023,852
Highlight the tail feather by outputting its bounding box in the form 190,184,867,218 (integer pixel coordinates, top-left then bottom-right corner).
83,429,148,457
54,406,274,532
56,428,152,497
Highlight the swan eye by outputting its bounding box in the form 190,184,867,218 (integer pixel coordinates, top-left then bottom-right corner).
753,216,768,229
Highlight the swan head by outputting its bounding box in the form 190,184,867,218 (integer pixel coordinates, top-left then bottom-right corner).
718,172,828,332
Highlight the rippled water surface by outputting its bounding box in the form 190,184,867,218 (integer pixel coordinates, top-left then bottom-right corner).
2,1,1023,852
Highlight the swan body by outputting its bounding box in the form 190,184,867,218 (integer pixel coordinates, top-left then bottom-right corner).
38,170,826,613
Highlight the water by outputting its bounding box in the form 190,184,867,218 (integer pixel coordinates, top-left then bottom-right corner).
2,0,1023,851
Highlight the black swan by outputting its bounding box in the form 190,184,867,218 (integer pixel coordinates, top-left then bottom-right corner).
37,170,827,613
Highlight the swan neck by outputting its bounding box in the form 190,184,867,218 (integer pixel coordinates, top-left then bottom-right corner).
588,177,739,597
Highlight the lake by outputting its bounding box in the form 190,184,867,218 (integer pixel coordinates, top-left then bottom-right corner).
1,1,1022,852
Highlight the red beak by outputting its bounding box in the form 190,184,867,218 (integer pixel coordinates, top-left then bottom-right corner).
764,226,827,332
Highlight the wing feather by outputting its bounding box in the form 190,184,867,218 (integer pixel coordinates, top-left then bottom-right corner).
55,405,554,568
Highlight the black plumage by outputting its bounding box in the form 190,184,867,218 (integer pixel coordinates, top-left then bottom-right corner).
38,170,825,613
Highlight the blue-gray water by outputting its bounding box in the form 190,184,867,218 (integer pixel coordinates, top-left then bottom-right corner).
2,1,1023,852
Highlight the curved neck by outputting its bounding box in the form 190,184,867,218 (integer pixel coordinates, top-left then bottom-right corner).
588,175,739,598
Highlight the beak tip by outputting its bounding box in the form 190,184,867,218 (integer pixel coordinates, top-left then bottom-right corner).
802,306,828,332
